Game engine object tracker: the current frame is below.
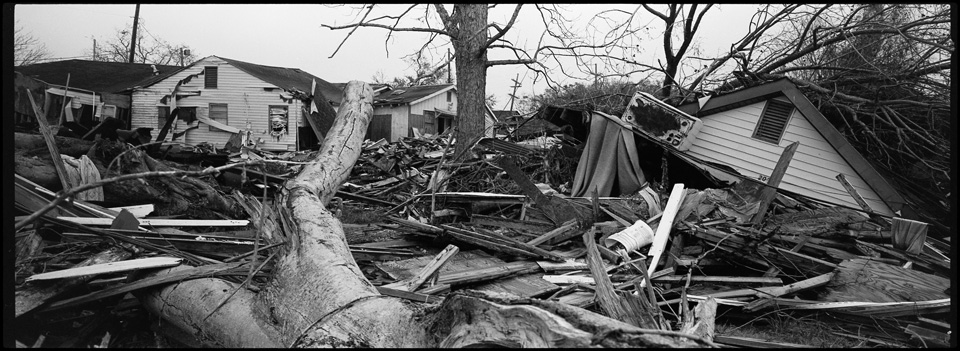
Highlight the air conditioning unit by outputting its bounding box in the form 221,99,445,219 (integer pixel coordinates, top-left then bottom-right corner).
621,92,702,151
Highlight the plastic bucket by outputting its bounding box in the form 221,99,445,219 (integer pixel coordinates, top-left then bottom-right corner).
604,220,655,252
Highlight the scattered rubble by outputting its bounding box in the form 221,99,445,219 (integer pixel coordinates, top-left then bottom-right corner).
13,90,951,348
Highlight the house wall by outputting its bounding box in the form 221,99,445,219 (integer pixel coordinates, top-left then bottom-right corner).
684,98,894,216
371,104,409,141
132,56,301,151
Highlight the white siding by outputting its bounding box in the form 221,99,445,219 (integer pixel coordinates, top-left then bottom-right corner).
685,100,894,216
131,56,301,151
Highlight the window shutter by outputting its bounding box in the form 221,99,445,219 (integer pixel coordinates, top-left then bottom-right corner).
204,67,218,88
753,99,793,144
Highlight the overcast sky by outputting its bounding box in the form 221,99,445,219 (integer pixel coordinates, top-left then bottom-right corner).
14,4,760,111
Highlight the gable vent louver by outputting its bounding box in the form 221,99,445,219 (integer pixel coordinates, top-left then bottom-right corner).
753,99,794,144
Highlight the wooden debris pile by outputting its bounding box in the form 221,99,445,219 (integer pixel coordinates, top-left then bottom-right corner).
13,119,950,348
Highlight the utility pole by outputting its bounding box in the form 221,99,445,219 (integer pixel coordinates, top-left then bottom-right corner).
508,73,521,112
129,4,141,63
446,48,452,84
92,38,97,61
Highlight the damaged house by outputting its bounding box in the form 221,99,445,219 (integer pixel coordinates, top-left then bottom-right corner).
368,84,498,141
130,55,341,152
15,59,181,131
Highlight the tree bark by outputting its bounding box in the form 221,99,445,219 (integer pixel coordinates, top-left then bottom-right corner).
133,81,704,348
450,4,489,159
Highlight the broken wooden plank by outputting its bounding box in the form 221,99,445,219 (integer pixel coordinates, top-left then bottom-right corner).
25,91,72,191
497,156,586,225
583,228,658,329
382,244,458,292
56,217,249,227
26,257,183,282
645,183,686,280
751,141,799,225
527,219,578,246
651,275,783,286
820,258,949,303
376,286,443,304
536,260,588,272
15,246,133,317
440,224,563,261
43,261,247,311
763,235,809,277
754,272,834,298
679,297,717,343
543,275,597,285
470,214,555,234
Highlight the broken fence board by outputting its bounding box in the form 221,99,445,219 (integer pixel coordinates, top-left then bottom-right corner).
644,183,686,282
26,257,183,282
56,217,249,227
15,246,133,317
376,286,443,304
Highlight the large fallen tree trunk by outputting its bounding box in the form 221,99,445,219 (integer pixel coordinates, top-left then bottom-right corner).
133,81,706,348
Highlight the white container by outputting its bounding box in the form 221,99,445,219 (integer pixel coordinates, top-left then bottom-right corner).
604,219,655,252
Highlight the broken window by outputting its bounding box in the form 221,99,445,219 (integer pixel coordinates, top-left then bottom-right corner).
157,106,170,129
204,66,218,89
752,99,794,144
268,105,289,140
209,103,228,131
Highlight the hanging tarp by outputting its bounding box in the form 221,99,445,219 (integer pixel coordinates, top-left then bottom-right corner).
570,111,646,197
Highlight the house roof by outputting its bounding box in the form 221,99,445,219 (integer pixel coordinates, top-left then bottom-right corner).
334,82,392,95
676,78,907,214
374,84,455,105
215,56,342,104
493,110,521,121
15,59,182,93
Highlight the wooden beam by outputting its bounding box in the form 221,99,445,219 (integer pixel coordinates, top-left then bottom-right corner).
376,286,442,304
56,217,249,227
382,244,458,292
651,275,783,286
752,141,799,225
26,257,183,282
715,335,815,348
26,91,72,191
15,246,133,317
835,173,874,214
644,183,686,282
527,219,577,246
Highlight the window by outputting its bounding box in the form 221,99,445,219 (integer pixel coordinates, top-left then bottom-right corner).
446,91,452,102
268,105,289,139
157,106,170,129
209,103,228,131
204,66,218,88
752,99,794,144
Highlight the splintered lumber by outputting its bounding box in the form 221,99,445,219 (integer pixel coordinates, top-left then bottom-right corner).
497,156,586,225
26,257,183,282
56,217,249,227
754,272,834,298
26,91,72,191
16,246,133,317
582,228,658,329
44,261,248,311
382,245,459,291
820,258,950,303
376,286,443,304
678,297,717,343
651,275,783,286
470,214,555,233
527,219,578,246
765,207,869,236
752,141,799,225
440,224,564,261
645,183,686,280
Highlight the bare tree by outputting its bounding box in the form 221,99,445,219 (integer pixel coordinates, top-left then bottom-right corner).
14,21,51,66
372,53,452,88
91,19,197,66
324,4,647,158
